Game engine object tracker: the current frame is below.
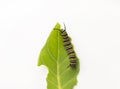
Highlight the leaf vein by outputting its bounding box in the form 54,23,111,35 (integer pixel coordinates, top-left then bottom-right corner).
47,79,58,88
59,56,68,66
46,43,57,63
49,69,57,77
59,67,70,76
57,30,62,89
62,78,75,88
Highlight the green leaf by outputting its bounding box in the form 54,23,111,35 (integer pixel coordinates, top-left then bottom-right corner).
38,23,80,89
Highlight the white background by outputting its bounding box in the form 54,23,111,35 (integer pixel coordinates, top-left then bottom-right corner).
0,0,120,89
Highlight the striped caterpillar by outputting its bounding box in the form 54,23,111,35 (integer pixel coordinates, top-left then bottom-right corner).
60,24,76,67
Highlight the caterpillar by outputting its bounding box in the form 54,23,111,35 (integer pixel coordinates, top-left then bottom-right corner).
60,24,76,67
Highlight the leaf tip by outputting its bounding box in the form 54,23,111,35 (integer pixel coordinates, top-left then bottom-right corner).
53,22,61,30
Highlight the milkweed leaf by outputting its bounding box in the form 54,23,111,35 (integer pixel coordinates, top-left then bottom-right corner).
38,23,80,89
